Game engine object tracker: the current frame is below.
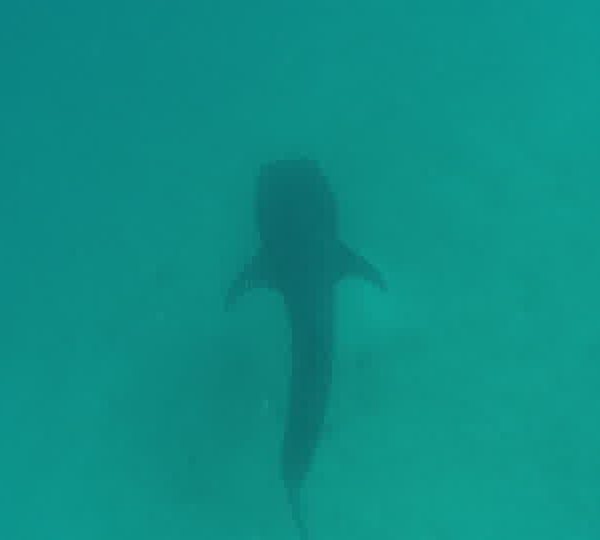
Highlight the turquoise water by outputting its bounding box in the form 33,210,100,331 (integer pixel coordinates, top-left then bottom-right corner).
1,2,599,538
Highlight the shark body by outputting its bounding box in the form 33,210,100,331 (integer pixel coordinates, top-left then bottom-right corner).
226,158,385,539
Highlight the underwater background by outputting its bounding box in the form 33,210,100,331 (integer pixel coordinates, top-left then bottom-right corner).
1,1,599,538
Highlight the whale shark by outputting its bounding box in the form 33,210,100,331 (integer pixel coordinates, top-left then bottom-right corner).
226,158,385,539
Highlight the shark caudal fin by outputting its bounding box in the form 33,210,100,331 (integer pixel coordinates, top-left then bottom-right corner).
337,243,386,291
287,486,309,540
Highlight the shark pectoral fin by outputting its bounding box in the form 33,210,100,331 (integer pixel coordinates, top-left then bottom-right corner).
338,243,386,291
225,252,270,310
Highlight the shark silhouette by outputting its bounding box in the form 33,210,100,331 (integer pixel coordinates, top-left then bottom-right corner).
226,158,385,539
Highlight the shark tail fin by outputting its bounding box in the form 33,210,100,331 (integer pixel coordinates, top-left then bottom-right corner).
338,243,386,291
287,487,309,540
225,251,270,310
